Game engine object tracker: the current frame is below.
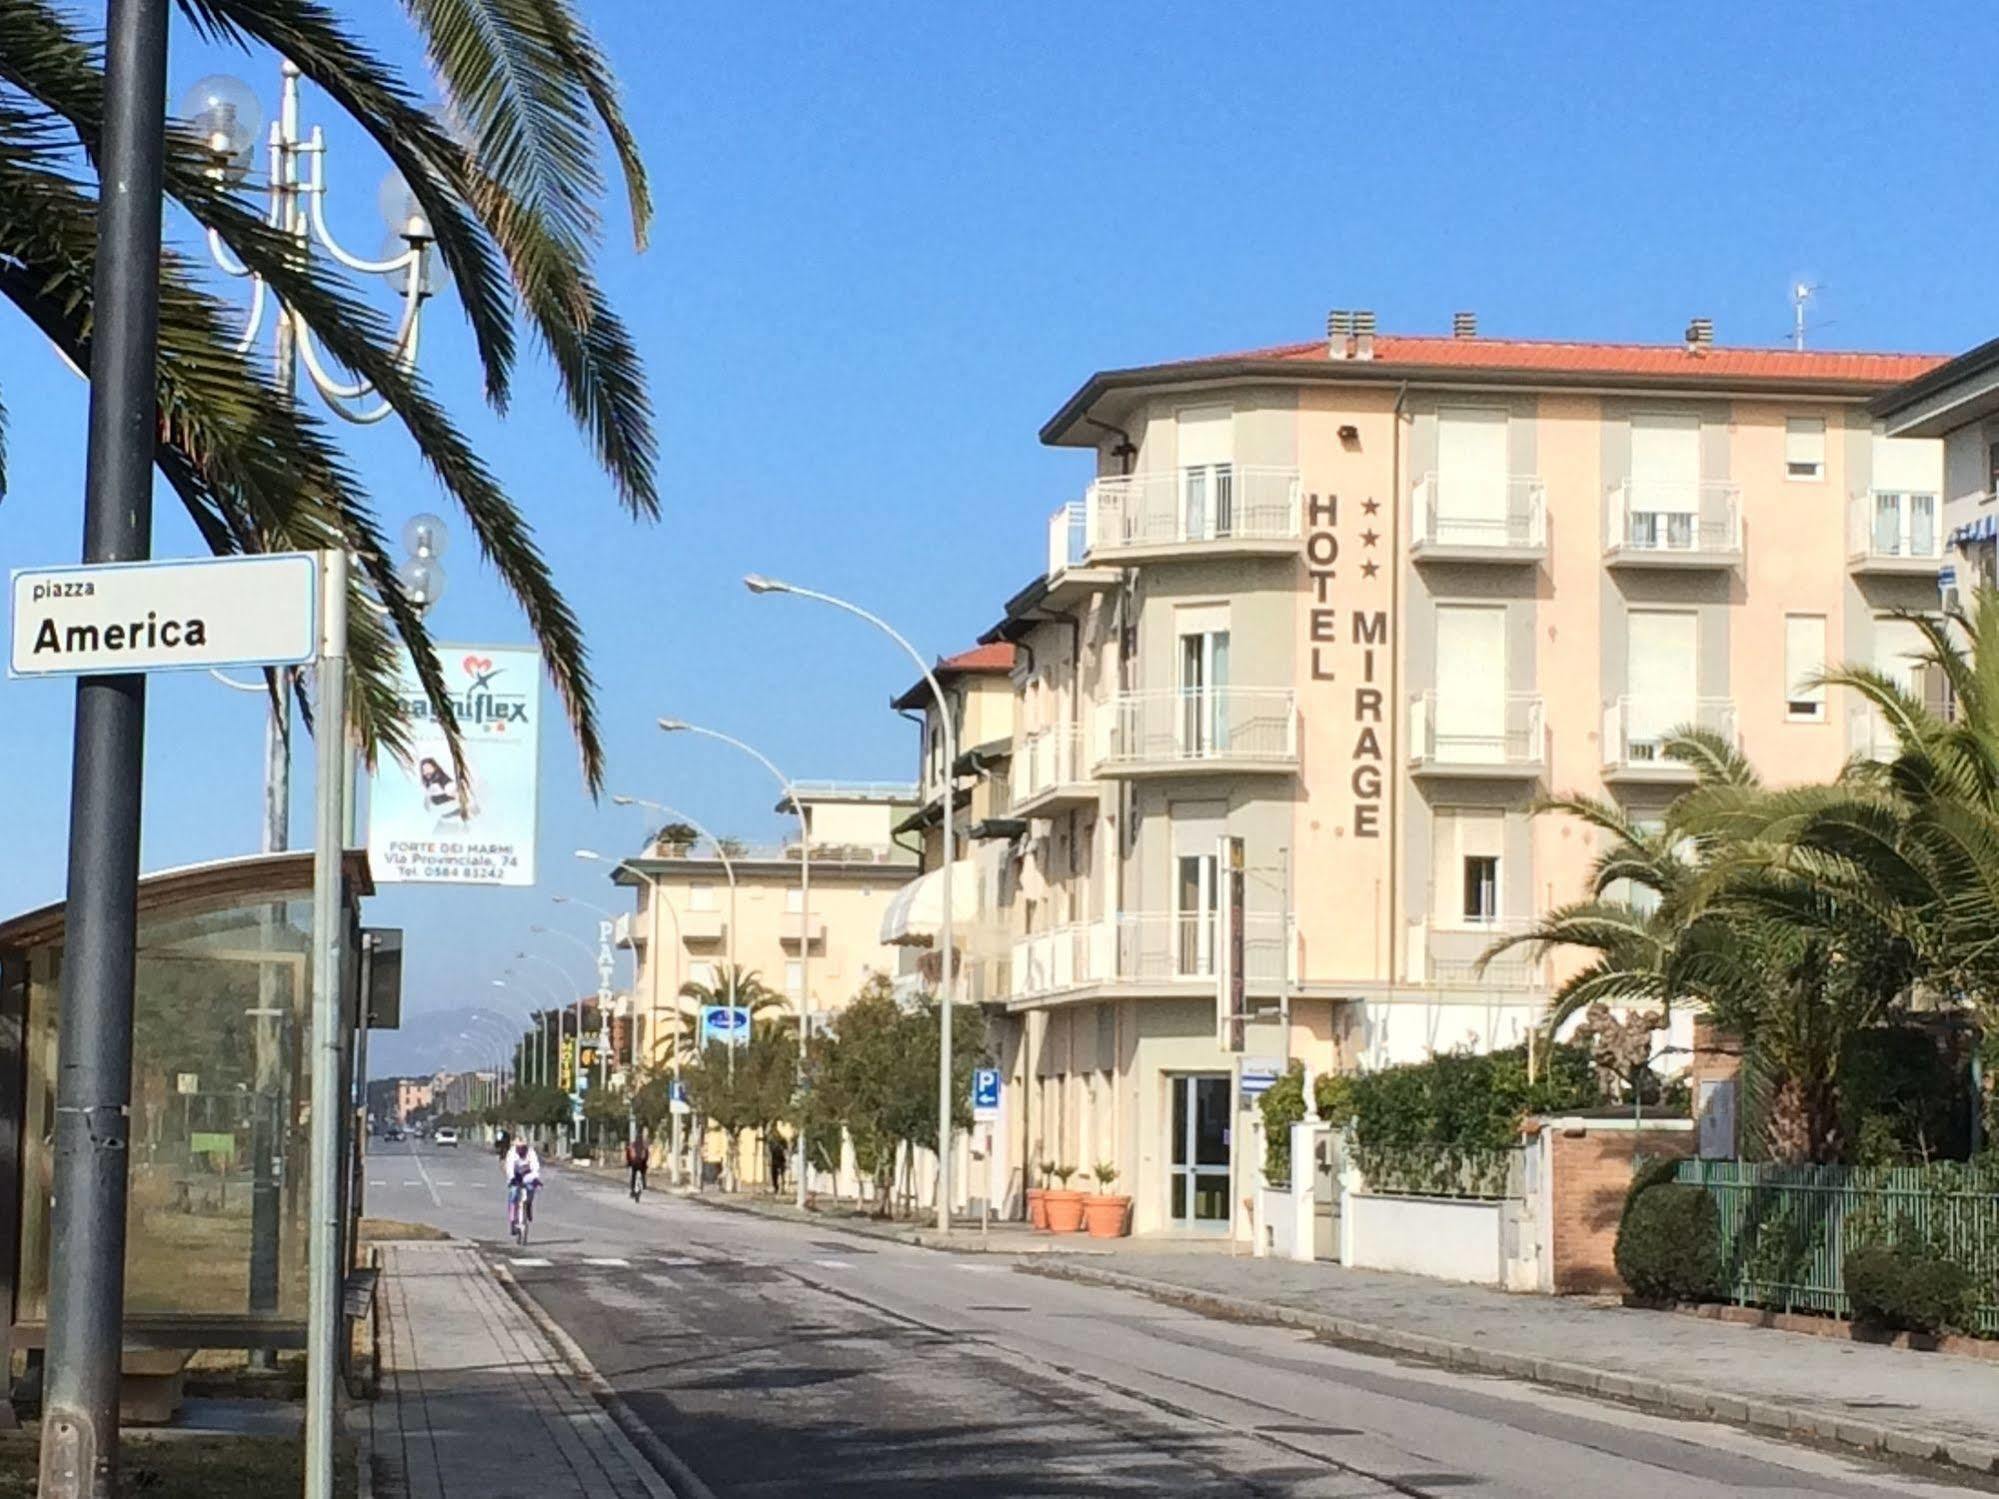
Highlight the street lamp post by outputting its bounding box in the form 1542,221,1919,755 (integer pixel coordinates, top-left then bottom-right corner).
656,722,813,1209
515,949,585,1145
743,574,958,1233
488,985,548,1091
549,894,626,1097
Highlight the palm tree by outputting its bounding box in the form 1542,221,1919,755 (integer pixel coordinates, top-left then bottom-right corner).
0,1,655,782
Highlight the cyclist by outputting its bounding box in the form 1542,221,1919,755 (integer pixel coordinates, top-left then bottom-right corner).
625,1131,650,1201
503,1137,542,1240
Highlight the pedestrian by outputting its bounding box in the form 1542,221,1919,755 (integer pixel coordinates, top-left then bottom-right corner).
767,1133,787,1196
625,1130,649,1201
495,1127,512,1159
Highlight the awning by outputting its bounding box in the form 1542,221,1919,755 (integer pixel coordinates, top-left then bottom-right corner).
879,861,978,946
1952,514,1999,547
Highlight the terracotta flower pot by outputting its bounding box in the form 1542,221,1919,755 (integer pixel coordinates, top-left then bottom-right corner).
1043,1188,1087,1234
1026,1187,1048,1230
1083,1194,1131,1238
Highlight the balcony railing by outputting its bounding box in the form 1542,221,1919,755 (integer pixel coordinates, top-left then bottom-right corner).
1605,480,1742,562
1015,723,1094,808
1412,917,1546,989
1097,688,1299,772
1602,696,1737,774
1047,501,1088,575
1847,490,1943,569
1411,473,1547,555
1082,466,1301,556
1010,922,1114,999
1114,911,1292,984
1408,691,1544,773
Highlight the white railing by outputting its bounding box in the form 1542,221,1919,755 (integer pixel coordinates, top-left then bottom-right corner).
1412,473,1547,551
1114,911,1292,983
1047,501,1088,575
1016,722,1089,800
1082,466,1301,554
1415,917,1546,989
785,779,920,800
1010,921,1114,998
1602,696,1737,770
1605,480,1741,556
652,841,913,865
1847,490,1942,564
1409,692,1544,768
1098,688,1299,769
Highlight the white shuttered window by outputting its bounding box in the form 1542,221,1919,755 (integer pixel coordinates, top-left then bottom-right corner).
1785,614,1825,721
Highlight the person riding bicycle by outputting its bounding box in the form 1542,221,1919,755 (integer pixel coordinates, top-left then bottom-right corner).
503,1138,542,1236
624,1131,649,1200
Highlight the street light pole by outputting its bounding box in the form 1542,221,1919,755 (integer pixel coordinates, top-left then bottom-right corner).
742,575,958,1233
39,5,171,1493
655,723,811,1208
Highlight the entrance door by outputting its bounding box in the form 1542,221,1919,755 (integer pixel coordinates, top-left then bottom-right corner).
1169,1074,1232,1231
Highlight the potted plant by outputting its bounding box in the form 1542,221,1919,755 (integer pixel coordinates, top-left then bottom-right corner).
1043,1164,1086,1233
1083,1162,1131,1238
1027,1158,1054,1230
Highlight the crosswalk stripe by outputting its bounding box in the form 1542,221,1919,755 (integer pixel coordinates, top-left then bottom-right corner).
655,1256,701,1268
812,1258,854,1270
582,1257,631,1268
512,1257,551,1268
367,1180,385,1188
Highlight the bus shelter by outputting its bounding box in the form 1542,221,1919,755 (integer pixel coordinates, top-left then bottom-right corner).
0,850,375,1374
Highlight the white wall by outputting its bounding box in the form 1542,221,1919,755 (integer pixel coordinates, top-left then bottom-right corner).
1342,1193,1505,1284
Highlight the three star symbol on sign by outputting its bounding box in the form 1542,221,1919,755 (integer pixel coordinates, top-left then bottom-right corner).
1359,508,1381,577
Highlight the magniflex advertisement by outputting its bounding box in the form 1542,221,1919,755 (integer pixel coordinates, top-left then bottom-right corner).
368,644,541,886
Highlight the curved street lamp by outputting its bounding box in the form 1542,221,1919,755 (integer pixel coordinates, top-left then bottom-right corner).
742,573,958,1232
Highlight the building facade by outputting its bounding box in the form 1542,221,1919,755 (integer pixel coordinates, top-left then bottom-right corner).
976,315,1945,1239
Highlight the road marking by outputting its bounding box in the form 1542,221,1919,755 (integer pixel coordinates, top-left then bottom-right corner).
583,1257,631,1269
954,1262,1000,1272
435,1180,456,1187
368,1179,385,1188
812,1259,855,1270
512,1257,552,1269
400,1180,419,1187
407,1143,444,1208
654,1256,702,1267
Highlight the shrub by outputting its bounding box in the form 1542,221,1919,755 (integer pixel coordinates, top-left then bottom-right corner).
1258,1065,1308,1186
1349,1041,1613,1153
1614,1183,1724,1302
1844,1243,1977,1336
1314,1071,1356,1126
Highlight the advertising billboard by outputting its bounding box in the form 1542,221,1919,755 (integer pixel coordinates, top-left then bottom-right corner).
368,644,541,885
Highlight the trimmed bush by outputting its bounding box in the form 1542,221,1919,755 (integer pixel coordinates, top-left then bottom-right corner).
1258,1065,1307,1186
1614,1182,1724,1302
1844,1243,1977,1336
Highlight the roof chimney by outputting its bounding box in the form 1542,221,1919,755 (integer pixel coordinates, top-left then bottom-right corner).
1326,309,1353,360
1452,310,1478,339
1685,316,1714,354
1352,309,1376,361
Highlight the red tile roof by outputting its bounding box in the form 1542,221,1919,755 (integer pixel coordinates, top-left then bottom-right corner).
1197,334,1947,384
892,642,1015,710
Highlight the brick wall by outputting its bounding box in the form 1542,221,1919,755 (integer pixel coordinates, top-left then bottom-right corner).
1545,1122,1696,1294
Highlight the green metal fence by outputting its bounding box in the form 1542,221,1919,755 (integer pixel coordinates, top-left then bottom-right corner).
1676,1159,1999,1336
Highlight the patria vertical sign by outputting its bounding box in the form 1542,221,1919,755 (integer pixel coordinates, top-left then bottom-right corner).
367,645,542,885
1303,491,1391,838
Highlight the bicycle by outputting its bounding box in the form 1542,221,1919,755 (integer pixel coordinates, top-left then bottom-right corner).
508,1178,539,1246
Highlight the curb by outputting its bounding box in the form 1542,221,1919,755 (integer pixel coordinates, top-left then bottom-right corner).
490,1258,712,1499
1018,1260,1999,1481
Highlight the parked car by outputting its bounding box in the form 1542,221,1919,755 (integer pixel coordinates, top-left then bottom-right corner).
434,1127,459,1148
385,1125,405,1143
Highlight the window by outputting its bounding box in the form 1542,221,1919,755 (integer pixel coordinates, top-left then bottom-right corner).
1462,855,1499,924
1177,405,1234,540
1785,417,1825,480
688,883,716,912
1785,614,1826,721
785,886,804,914
785,960,804,997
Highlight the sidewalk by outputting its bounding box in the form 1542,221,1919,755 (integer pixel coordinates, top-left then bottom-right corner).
365,1240,673,1498
1022,1251,1999,1479
678,1188,1999,1478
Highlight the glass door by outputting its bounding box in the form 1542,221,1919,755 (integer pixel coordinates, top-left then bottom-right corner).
1179,629,1230,757
1175,852,1216,977
1169,1074,1233,1232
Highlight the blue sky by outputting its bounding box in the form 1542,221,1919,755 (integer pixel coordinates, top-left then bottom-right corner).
1,3,1993,1074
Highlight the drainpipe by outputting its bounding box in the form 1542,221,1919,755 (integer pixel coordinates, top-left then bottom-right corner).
1389,381,1410,988
1083,415,1137,475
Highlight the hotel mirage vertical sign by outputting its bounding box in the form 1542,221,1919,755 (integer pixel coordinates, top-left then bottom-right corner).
368,645,542,885
1304,490,1391,838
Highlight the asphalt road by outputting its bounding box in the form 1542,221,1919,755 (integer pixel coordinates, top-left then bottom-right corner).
367,1137,1986,1498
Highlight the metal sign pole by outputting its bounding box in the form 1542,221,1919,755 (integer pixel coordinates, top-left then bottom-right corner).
304,550,349,1499
37,3,171,1493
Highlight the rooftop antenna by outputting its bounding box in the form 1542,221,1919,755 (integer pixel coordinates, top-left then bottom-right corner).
1791,281,1821,351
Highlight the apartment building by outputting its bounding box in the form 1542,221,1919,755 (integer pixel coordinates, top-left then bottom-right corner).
608,783,922,1061
977,312,1945,1239
1873,333,1999,609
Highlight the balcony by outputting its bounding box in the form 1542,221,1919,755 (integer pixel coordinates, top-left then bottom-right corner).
1408,918,1546,990
1080,466,1301,561
1408,692,1545,779
1601,697,1737,782
1604,481,1742,568
777,915,828,949
1044,501,1119,602
1409,473,1548,563
1010,922,1114,999
1848,491,1944,576
1012,723,1098,817
1114,911,1293,985
677,907,727,944
1096,688,1299,777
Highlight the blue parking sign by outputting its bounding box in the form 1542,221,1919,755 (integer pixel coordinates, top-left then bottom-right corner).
971,1067,1001,1122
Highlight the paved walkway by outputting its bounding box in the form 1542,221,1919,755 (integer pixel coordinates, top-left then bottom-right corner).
368,1240,672,1499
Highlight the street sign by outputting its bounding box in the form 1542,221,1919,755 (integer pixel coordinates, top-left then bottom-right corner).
669,1079,691,1117
971,1067,1001,1123
1238,1056,1284,1102
700,1005,752,1047
9,552,317,678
